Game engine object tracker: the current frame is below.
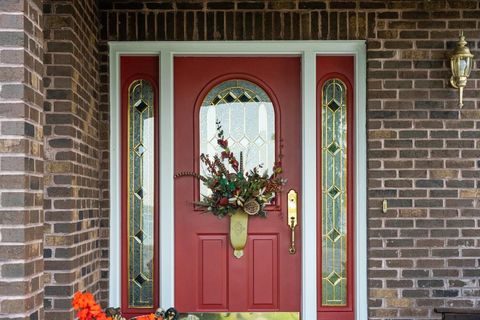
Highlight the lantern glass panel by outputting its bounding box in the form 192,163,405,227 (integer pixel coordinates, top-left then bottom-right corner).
452,57,473,78
464,57,473,76
458,58,468,76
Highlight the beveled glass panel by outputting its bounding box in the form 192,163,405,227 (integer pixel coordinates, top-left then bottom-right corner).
321,79,348,306
128,80,154,308
199,79,275,197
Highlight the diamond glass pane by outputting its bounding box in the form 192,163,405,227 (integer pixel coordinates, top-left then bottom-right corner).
128,80,154,308
321,79,348,306
327,100,341,113
135,144,146,156
326,271,341,286
327,142,340,155
135,230,144,242
327,228,341,242
199,80,275,197
135,100,149,113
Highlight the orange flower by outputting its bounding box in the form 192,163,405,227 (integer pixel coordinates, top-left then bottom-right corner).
77,308,90,320
73,291,90,310
89,303,102,315
72,291,112,320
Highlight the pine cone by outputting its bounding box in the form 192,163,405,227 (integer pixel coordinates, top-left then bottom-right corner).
243,199,261,215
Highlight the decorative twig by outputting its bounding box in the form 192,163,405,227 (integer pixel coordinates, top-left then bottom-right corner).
201,154,216,174
174,171,207,182
239,151,243,173
214,155,228,174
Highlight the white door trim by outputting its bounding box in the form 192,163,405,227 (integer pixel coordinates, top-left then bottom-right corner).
108,41,367,319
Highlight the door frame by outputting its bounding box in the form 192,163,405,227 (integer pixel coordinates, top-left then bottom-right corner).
108,41,367,319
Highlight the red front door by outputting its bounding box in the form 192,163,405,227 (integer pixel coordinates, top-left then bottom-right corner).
174,57,301,312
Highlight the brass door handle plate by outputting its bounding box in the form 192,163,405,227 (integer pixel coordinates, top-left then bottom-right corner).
287,189,297,254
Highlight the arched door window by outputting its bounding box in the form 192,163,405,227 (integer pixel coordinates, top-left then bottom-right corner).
199,79,275,196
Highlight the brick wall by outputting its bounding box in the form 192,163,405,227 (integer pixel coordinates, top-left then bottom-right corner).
0,0,44,319
366,2,480,319
99,1,480,319
43,0,102,318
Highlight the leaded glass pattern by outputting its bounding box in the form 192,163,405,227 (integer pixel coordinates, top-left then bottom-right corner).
321,79,348,306
199,79,275,197
128,80,155,308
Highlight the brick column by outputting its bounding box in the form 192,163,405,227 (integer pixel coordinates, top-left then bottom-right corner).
0,0,44,319
43,0,101,318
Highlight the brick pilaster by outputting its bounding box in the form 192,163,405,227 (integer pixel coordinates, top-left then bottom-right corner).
0,0,44,319
43,0,101,319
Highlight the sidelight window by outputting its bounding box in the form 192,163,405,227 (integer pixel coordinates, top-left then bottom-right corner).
321,79,348,306
127,79,155,308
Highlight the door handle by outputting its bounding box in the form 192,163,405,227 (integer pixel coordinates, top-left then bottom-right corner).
287,189,297,254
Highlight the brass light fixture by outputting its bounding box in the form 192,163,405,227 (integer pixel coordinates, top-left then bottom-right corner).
450,31,474,108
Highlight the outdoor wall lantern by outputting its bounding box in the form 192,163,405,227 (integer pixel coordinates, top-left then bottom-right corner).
449,31,474,108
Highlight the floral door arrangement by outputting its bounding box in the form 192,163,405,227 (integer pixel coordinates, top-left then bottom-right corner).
176,121,285,258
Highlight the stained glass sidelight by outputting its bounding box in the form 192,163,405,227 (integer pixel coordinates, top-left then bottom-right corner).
321,79,348,306
199,79,275,197
128,80,155,308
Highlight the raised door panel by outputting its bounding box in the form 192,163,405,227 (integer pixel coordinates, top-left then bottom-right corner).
198,235,228,310
248,235,279,310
